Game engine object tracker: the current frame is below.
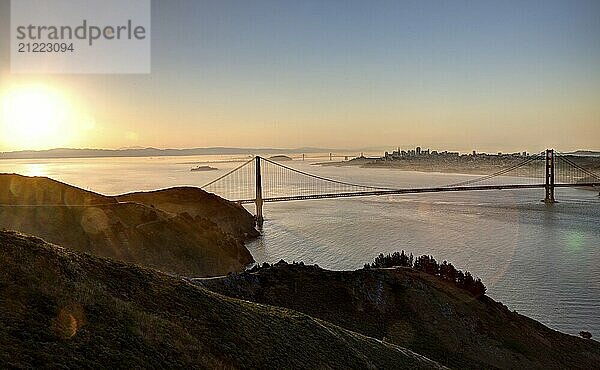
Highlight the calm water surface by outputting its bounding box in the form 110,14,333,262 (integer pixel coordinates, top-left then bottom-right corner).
1,155,599,337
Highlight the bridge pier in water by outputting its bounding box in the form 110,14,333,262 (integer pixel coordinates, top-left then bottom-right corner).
544,149,556,203
255,156,264,226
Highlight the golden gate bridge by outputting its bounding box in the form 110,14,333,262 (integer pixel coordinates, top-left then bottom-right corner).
202,150,600,225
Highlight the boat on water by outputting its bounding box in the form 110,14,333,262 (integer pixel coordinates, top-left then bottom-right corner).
190,165,218,172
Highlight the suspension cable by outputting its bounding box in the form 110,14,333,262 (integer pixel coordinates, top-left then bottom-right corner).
555,154,600,182
444,152,543,187
260,156,397,190
202,157,255,188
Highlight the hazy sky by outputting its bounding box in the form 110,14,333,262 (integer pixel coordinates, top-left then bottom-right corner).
1,0,599,153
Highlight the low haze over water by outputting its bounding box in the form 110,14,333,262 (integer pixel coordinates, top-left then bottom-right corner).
1,155,598,337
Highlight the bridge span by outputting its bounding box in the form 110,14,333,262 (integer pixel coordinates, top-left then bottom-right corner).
202,149,600,224
234,183,600,204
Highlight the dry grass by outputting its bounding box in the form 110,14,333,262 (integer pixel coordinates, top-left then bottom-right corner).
0,231,442,369
199,263,600,369
0,174,255,277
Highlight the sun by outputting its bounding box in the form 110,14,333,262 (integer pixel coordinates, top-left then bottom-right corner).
1,84,76,150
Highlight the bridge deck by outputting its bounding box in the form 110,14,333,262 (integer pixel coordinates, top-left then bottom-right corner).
234,183,600,204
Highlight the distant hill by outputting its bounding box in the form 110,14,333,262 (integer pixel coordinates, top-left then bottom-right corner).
0,174,255,277
0,231,443,369
0,147,343,160
565,150,600,157
199,262,600,369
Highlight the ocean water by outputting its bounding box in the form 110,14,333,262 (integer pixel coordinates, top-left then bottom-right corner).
1,155,599,337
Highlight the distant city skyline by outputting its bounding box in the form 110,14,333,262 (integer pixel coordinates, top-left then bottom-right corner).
0,144,597,162
1,0,599,152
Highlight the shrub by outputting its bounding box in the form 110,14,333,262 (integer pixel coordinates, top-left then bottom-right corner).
366,251,486,298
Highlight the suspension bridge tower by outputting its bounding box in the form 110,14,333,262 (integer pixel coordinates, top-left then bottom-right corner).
544,149,555,203
255,156,264,226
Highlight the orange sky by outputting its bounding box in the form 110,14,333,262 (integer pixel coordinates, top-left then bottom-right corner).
1,1,599,154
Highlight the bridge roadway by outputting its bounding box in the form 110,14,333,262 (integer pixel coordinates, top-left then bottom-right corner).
234,182,600,204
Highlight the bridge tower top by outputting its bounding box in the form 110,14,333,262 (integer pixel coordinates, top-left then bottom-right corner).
545,149,555,203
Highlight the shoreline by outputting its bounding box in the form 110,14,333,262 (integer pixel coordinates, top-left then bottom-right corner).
316,159,600,180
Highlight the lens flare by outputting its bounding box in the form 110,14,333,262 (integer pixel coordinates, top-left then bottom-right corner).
565,231,585,252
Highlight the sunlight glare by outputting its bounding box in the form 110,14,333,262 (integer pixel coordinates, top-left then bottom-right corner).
22,163,49,177
1,84,77,150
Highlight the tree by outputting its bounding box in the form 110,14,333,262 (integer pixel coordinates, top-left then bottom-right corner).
440,261,457,283
366,251,486,298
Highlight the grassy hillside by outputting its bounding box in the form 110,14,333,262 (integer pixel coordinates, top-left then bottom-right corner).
198,263,600,369
0,231,443,369
0,174,255,276
117,187,259,240
0,174,114,206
